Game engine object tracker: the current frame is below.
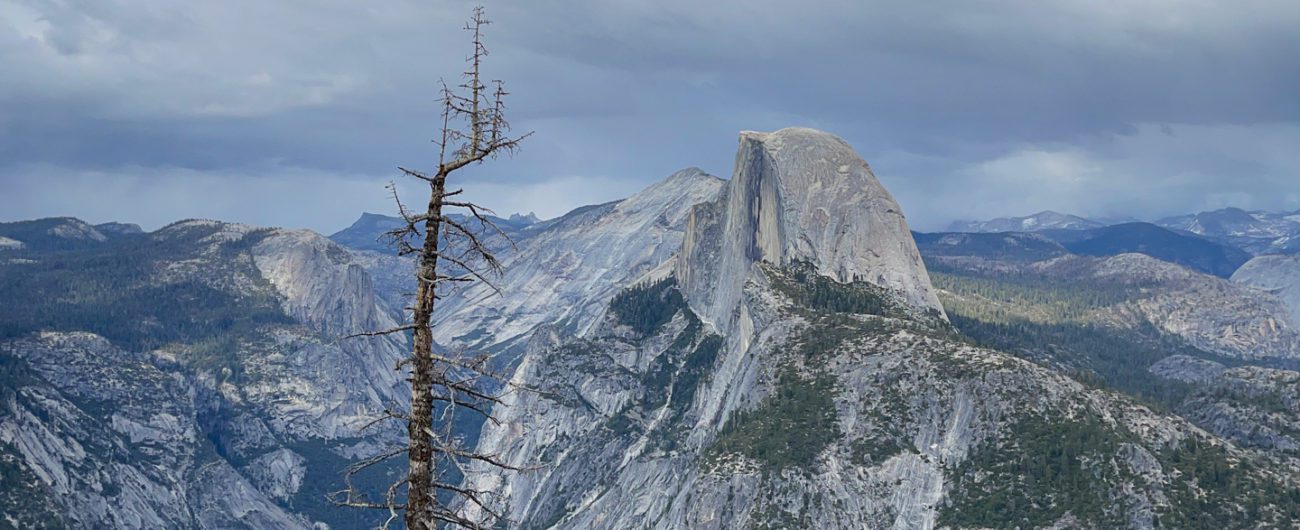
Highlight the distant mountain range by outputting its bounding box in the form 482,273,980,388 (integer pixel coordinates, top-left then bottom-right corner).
921,222,1251,278
947,210,1103,233
1045,222,1253,278
949,208,1300,255
1156,207,1300,254
945,208,1300,277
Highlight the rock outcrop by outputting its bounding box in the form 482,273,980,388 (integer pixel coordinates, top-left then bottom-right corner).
677,128,943,333
1080,253,1300,360
252,229,399,338
0,332,310,529
1233,254,1300,327
0,236,22,250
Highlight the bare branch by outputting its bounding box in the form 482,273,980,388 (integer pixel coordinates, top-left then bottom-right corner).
339,324,417,342
424,429,532,472
398,166,436,183
353,407,410,432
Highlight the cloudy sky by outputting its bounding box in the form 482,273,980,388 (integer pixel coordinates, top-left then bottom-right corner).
2,0,1298,232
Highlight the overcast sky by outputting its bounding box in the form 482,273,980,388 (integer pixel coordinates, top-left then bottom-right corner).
3,0,1299,232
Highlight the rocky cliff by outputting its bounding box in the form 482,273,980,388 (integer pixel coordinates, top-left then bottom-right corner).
458,130,1300,529
432,168,725,353
676,128,943,333
1,332,308,529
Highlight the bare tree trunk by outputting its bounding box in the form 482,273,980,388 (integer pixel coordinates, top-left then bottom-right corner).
407,175,445,529
332,7,532,530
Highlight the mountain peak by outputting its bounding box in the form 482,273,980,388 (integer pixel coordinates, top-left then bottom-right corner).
677,128,943,331
616,167,725,219
507,212,540,225
641,167,724,195
357,211,398,223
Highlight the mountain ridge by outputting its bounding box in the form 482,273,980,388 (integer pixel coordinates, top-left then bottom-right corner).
1043,222,1252,278
457,128,1300,529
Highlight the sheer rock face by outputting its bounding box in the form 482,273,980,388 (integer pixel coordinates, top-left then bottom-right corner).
1233,254,1300,327
424,168,725,352
251,229,397,339
246,229,410,438
239,228,409,439
677,128,943,333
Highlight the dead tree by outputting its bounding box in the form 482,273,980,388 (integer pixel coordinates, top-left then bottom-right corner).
332,6,531,529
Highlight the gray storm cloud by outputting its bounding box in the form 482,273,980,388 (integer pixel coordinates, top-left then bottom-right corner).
1,0,1298,231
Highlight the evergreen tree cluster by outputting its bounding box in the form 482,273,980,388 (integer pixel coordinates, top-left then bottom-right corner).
1160,438,1300,527
930,268,1135,324
706,370,839,471
942,413,1300,528
949,314,1208,409
940,414,1129,528
769,261,899,317
932,268,1231,409
608,277,686,335
0,224,292,369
